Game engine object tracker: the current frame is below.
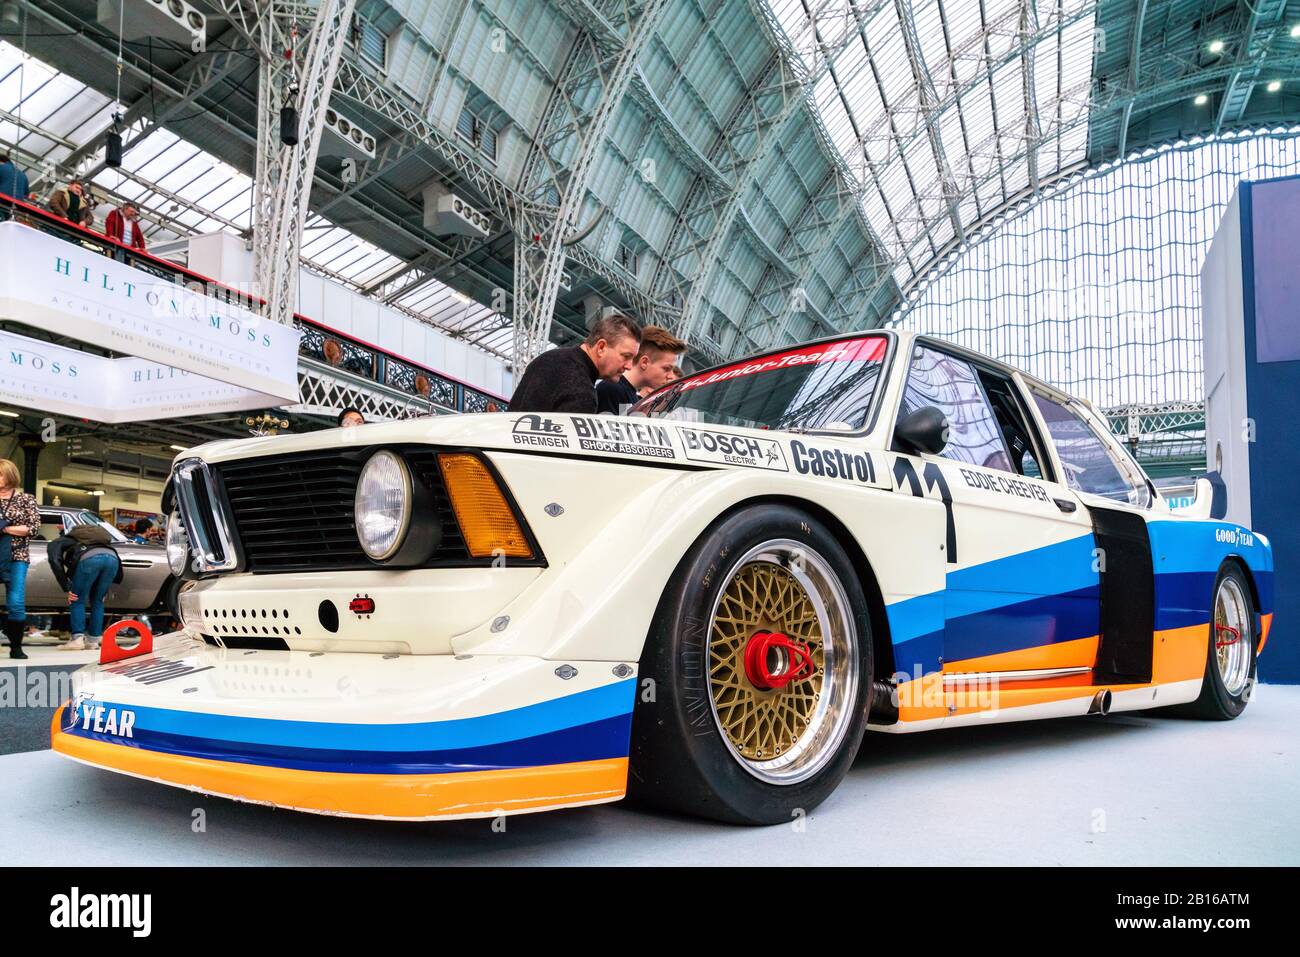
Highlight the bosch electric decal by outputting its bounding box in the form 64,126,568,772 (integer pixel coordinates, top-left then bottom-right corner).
680,428,788,470
572,417,676,459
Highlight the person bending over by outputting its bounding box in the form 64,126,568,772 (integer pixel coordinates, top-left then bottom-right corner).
50,524,124,652
596,325,687,414
509,314,641,414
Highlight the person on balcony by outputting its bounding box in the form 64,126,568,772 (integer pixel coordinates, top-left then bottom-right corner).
48,179,86,223
0,152,29,204
106,202,146,250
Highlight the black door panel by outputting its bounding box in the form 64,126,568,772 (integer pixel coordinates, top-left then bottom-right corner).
1090,506,1155,684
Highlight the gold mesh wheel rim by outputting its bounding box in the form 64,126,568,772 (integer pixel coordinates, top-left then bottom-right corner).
705,539,858,785
710,562,823,761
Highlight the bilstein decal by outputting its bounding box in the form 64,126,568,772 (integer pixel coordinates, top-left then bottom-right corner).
511,414,569,448
790,440,875,483
680,428,788,470
572,417,676,459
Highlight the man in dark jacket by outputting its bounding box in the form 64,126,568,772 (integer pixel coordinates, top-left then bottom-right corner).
49,524,123,652
510,314,641,414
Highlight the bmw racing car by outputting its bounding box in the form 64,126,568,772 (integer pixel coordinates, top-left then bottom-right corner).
52,330,1274,824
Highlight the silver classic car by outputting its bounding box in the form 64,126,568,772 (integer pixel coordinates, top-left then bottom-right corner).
21,507,177,616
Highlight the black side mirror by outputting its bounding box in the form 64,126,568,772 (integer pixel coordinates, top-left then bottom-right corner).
895,406,949,455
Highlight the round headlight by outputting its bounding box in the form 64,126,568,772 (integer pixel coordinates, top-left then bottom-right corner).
355,450,413,561
165,509,190,575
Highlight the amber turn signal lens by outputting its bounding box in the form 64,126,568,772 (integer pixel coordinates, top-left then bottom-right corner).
437,453,533,559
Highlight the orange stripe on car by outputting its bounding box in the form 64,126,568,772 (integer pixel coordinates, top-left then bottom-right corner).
51,708,627,820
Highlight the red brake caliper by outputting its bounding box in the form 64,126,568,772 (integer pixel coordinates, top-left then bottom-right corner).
1215,624,1241,649
743,631,816,690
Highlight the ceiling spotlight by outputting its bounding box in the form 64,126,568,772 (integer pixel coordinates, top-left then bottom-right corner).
1195,93,1208,106
1208,39,1224,54
1268,80,1282,93
1292,24,1300,38
169,444,187,452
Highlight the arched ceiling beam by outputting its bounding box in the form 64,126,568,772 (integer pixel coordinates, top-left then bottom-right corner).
513,0,673,363
852,51,1300,333
1214,0,1288,134
660,0,884,350
1019,0,1043,195
894,0,967,241
1116,0,1149,157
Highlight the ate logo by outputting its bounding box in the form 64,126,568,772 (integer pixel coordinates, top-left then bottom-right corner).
511,414,569,448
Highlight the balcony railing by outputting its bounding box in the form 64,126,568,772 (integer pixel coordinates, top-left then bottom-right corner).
0,193,509,415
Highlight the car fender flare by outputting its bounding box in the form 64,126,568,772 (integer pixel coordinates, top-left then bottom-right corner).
451,469,942,665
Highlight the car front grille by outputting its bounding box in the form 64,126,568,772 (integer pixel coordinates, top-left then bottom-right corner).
211,447,471,573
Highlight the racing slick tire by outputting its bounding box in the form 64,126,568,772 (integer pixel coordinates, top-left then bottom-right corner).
629,504,872,825
1167,562,1258,720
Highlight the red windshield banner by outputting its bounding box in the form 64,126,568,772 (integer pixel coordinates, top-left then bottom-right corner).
678,336,887,392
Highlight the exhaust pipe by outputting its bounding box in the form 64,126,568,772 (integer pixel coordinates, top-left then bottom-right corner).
868,679,898,722
1087,689,1112,715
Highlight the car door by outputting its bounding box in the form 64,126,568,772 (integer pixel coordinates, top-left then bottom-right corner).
1025,389,1157,684
891,344,1100,679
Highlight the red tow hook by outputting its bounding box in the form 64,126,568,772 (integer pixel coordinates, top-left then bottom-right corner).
744,631,816,690
1215,624,1241,649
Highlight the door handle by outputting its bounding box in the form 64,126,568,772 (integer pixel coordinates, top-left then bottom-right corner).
1053,498,1077,513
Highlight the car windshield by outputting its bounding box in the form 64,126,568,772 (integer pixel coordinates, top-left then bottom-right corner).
631,336,888,432
74,510,128,542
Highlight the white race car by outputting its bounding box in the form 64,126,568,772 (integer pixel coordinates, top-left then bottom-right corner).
52,330,1274,824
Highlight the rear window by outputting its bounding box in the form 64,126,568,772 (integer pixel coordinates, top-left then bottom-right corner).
632,336,888,432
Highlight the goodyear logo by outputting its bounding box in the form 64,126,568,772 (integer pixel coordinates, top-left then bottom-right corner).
71,701,136,738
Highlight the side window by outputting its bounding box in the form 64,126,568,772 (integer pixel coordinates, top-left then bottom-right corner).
975,369,1053,481
898,346,1013,472
1031,391,1149,506
35,514,60,541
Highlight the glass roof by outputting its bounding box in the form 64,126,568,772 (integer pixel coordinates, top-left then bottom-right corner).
763,0,1096,289
0,40,512,360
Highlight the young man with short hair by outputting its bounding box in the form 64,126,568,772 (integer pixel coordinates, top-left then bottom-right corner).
595,325,687,414
510,314,642,414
